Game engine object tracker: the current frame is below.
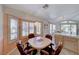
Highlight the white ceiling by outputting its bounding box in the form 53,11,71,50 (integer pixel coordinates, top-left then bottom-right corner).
4,4,79,23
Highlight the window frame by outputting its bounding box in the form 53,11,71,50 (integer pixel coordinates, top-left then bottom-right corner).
28,22,35,34
50,24,56,34
8,15,19,43
22,21,42,36
50,24,53,34
60,21,77,35
22,20,29,36
35,21,42,35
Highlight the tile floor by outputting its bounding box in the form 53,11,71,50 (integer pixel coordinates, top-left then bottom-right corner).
9,48,78,55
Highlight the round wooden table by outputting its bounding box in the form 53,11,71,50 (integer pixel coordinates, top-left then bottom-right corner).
28,36,52,54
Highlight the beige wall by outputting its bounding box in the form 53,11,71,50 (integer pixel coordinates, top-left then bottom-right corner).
3,6,51,36
0,5,3,54
43,21,50,36
2,6,51,54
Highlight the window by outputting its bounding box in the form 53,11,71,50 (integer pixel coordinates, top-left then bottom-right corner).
50,24,53,34
35,22,41,34
50,24,56,34
61,24,71,34
22,21,28,36
70,24,77,35
53,24,56,33
29,22,34,33
61,21,77,35
10,18,18,40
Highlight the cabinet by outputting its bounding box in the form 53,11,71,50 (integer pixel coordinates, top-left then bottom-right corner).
55,34,64,44
78,39,79,54
63,36,78,53
55,34,79,54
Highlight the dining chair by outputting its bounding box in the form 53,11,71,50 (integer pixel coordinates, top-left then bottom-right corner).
52,42,63,55
45,34,52,40
41,34,54,55
16,40,34,55
16,43,27,55
41,43,54,55
40,50,49,55
28,33,35,39
25,42,32,50
25,33,35,49
25,33,35,50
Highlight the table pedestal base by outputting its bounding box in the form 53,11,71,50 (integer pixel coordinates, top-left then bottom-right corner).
37,49,41,55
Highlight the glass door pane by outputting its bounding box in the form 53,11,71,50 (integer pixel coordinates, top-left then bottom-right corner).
10,18,18,40
22,21,28,36
70,24,77,35
50,24,52,34
53,25,56,33
29,22,34,33
61,24,71,34
35,22,41,34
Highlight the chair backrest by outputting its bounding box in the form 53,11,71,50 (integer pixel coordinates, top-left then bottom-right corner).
28,33,35,39
16,42,26,55
25,42,32,49
54,42,63,55
45,34,52,40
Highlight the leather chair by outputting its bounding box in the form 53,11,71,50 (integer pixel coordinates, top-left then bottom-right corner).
41,34,53,55
25,42,32,50
25,33,35,51
45,34,52,40
16,41,34,55
41,43,54,55
52,42,63,55
40,50,49,55
16,43,27,55
28,33,35,39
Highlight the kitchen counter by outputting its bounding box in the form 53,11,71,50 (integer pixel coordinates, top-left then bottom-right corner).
55,33,79,39
55,33,79,54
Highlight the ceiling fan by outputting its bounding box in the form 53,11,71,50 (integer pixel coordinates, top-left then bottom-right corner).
43,4,49,9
